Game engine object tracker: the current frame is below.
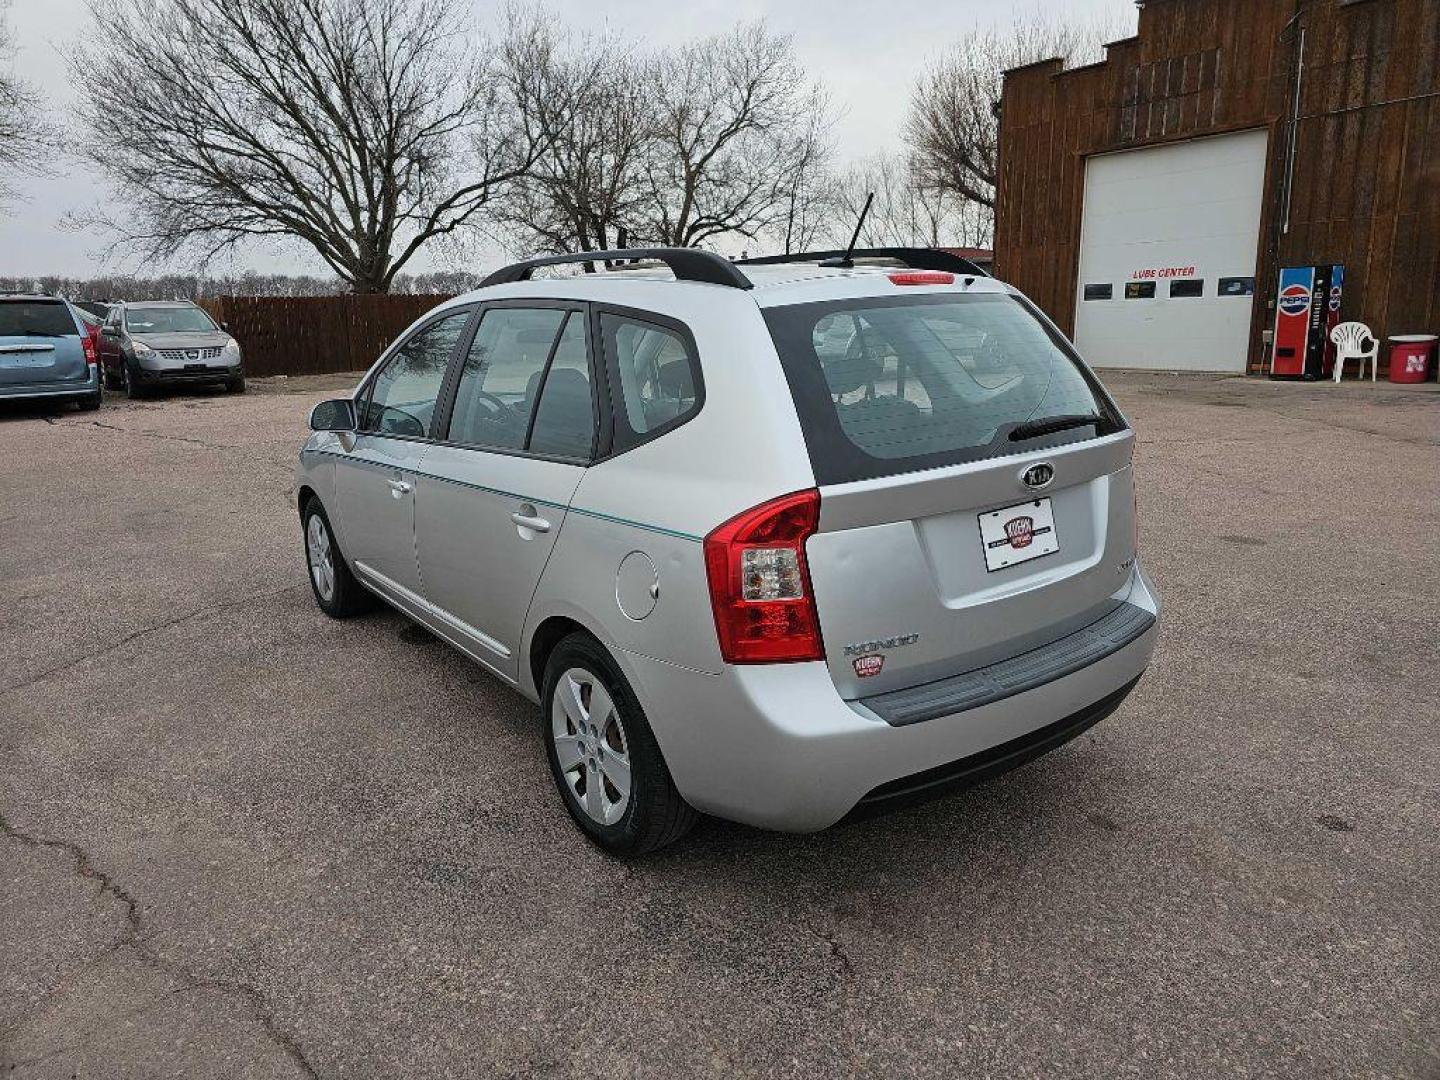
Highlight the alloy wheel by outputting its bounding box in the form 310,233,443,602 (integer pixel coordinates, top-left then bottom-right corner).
551,667,632,826
306,515,335,602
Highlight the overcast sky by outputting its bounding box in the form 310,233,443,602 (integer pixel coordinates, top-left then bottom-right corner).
0,0,1134,279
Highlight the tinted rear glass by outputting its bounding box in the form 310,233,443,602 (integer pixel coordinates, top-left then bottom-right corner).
0,301,78,337
764,293,1122,484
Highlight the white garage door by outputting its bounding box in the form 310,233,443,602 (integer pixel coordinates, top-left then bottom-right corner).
1073,129,1269,372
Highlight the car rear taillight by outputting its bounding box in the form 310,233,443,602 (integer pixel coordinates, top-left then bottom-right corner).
888,271,954,286
81,328,97,367
703,489,824,664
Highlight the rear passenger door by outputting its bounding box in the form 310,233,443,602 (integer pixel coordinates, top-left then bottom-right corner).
414,303,599,681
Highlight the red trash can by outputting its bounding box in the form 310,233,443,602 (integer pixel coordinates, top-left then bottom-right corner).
1388,335,1437,383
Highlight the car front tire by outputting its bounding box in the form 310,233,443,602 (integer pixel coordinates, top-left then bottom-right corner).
122,360,148,399
542,633,697,855
225,374,246,394
302,496,373,618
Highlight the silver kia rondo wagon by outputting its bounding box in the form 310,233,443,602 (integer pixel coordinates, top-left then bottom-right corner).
296,248,1159,853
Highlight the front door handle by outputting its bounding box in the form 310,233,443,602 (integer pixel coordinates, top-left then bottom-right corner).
510,505,551,534
387,479,412,497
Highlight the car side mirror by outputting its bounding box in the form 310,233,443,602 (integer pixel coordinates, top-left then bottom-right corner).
309,398,356,432
102,327,118,338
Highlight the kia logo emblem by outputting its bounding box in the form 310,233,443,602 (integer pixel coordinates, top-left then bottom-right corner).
1021,462,1054,489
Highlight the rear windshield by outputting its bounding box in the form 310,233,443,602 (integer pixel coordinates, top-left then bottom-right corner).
125,306,217,333
763,293,1124,484
0,301,79,338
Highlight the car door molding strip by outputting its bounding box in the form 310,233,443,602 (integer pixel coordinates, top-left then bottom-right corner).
307,449,703,543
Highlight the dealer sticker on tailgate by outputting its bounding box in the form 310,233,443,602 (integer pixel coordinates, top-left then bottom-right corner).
979,498,1059,572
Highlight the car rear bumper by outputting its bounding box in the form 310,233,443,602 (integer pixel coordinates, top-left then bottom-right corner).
622,562,1160,832
0,368,100,401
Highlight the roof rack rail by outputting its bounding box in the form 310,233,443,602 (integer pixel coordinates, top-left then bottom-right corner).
736,247,989,278
480,248,753,290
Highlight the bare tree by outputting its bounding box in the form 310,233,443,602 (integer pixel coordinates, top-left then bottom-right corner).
0,0,53,206
0,271,345,299
0,1,23,169
905,11,1131,214
72,0,562,293
494,28,652,258
833,154,951,249
640,22,835,249
822,152,992,251
494,20,835,260
767,108,838,255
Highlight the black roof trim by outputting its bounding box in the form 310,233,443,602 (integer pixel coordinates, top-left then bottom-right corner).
736,247,989,278
480,248,753,290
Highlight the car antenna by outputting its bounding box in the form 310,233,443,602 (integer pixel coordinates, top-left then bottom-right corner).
820,192,874,269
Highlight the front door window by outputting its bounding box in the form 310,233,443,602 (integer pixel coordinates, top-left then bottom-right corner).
358,310,471,439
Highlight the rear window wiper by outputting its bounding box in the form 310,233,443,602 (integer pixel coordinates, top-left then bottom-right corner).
1007,413,1106,442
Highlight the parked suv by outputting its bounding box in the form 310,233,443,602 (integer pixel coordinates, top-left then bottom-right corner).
99,300,245,396
296,248,1160,854
0,293,101,411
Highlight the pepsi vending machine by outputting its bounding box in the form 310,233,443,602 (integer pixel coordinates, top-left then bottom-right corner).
1271,264,1344,378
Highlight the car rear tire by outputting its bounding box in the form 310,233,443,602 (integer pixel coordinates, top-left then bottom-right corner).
302,496,373,618
542,633,697,855
76,392,100,412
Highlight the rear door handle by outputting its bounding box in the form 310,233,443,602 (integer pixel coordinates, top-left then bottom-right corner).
510,507,551,533
387,479,412,497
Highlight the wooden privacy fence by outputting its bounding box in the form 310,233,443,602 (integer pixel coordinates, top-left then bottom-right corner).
196,294,454,378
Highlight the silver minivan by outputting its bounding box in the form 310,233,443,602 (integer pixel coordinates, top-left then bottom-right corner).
296,249,1160,853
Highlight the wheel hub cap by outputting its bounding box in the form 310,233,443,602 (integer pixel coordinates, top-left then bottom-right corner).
551,668,631,826
306,516,335,602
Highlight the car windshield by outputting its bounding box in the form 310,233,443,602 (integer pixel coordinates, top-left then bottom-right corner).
764,292,1123,484
0,301,79,337
125,306,218,334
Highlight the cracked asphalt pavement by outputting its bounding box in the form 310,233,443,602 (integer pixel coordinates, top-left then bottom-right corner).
2,372,1437,1078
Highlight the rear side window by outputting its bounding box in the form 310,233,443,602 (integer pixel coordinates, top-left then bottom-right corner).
600,313,700,451
763,293,1122,484
0,301,78,337
527,315,596,459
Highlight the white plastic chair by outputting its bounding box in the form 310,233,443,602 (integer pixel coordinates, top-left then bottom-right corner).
1330,321,1378,382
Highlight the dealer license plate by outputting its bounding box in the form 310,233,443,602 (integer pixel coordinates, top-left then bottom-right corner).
978,498,1059,572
